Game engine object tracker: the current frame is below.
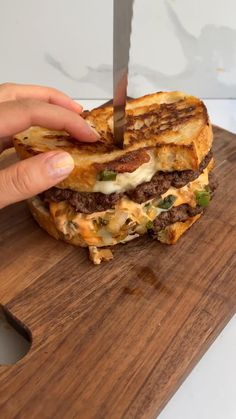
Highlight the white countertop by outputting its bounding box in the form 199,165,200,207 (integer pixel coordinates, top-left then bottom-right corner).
0,99,235,419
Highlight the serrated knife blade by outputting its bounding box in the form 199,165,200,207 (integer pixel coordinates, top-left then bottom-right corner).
113,0,134,148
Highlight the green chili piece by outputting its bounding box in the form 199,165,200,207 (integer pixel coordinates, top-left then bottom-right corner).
98,170,117,181
157,194,177,210
195,189,210,207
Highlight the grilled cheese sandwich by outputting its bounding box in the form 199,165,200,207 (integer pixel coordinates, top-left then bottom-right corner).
13,91,217,263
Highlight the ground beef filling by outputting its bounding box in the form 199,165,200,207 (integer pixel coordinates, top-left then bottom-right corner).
44,189,122,214
127,150,212,203
151,204,203,234
43,151,213,214
152,173,217,234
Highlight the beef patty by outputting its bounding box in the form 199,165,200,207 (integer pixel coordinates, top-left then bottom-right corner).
43,151,213,214
152,173,217,233
127,150,212,203
152,204,203,234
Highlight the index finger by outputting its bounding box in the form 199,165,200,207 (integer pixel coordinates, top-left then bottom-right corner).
0,99,99,142
0,82,83,113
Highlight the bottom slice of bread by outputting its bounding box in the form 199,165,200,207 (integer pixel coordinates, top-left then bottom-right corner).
28,197,61,241
28,197,87,247
156,214,202,244
28,196,202,250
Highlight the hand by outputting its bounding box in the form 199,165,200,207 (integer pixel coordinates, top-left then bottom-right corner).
0,83,98,209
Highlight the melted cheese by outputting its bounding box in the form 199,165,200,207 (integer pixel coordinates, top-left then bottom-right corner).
49,165,210,247
93,151,156,194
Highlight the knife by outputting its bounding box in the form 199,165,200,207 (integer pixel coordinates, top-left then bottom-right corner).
113,0,134,148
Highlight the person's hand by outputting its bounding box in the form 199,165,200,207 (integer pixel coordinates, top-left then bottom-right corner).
0,83,98,209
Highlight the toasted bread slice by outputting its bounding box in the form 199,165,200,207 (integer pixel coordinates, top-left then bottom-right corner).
28,196,87,247
157,214,202,244
14,92,212,193
28,197,61,241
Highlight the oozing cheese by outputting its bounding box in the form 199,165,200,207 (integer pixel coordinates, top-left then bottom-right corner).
93,151,156,194
49,166,210,247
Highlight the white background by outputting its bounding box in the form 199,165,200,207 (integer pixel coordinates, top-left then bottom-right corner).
1,0,236,98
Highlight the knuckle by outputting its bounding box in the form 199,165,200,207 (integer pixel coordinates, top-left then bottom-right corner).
18,98,38,107
1,82,14,90
0,82,16,101
12,163,33,195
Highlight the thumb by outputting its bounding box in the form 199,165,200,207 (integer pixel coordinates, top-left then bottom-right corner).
0,151,74,209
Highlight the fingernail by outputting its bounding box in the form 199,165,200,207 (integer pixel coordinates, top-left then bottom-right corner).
46,152,74,179
75,103,83,112
86,123,100,140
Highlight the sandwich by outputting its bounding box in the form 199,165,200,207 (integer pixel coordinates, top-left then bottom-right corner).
13,91,217,264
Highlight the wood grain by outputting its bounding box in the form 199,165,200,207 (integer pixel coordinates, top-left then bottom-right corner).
0,126,235,419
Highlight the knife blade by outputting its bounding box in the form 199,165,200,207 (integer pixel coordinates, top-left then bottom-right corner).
113,0,134,148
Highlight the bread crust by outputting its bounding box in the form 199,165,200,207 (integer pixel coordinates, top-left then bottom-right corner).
27,197,61,241
157,214,202,244
28,197,88,247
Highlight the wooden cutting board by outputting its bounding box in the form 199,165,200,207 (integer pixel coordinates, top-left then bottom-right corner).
0,126,235,419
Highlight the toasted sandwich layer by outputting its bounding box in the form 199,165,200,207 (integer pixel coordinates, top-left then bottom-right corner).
13,91,213,193
42,151,213,213
33,160,215,248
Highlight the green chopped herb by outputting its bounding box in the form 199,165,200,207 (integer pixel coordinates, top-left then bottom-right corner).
146,220,154,230
157,194,177,210
98,170,117,181
195,189,210,207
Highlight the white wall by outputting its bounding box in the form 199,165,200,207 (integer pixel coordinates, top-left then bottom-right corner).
0,0,236,99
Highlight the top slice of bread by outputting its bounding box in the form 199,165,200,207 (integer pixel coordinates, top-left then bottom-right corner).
13,91,213,192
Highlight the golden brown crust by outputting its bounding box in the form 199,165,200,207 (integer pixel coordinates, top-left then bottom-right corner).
28,196,101,248
13,91,213,192
27,197,61,241
85,91,211,149
28,197,88,247
157,214,202,244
